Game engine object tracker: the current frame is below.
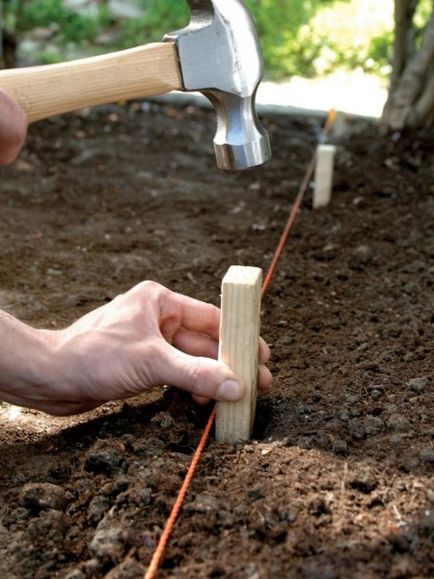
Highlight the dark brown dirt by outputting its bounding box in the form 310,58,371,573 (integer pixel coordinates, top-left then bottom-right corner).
0,102,433,579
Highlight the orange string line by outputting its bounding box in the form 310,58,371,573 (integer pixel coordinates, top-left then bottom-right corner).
262,108,336,294
145,407,216,579
323,108,337,136
144,109,337,579
261,154,316,295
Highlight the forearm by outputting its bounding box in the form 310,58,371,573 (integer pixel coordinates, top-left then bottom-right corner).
0,310,101,416
0,310,54,406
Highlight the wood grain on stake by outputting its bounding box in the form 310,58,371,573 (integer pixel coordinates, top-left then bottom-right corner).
216,266,262,444
0,43,181,122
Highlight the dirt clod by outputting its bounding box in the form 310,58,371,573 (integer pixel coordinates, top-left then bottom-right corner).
19,482,68,512
387,413,412,432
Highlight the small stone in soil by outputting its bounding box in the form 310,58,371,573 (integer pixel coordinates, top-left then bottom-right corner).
346,395,360,406
419,447,434,464
349,245,372,270
64,571,85,579
333,438,348,454
186,494,219,513
137,487,152,506
387,414,412,432
399,455,420,472
27,509,66,543
337,409,349,422
364,415,385,435
84,447,126,475
405,376,431,392
390,433,407,447
88,526,126,561
348,418,366,439
19,483,67,512
87,495,110,525
297,435,314,449
100,478,129,498
385,403,399,415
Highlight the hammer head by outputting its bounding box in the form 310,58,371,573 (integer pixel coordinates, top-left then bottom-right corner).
165,0,271,171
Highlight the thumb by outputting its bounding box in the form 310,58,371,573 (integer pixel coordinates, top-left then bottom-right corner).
0,91,28,166
155,342,245,402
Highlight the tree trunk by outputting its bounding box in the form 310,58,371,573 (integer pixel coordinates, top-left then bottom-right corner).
0,28,17,68
381,0,434,131
0,0,18,69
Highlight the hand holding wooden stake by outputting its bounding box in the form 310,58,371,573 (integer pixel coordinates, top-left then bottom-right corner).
216,266,262,444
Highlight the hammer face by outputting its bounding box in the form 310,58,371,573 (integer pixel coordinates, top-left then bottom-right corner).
165,0,271,170
206,91,271,171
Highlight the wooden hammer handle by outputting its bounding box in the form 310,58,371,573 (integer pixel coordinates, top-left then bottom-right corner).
0,43,182,122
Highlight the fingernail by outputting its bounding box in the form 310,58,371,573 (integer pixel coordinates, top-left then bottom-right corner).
217,379,243,401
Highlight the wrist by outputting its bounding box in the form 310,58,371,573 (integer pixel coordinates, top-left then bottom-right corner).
23,328,61,391
0,311,59,406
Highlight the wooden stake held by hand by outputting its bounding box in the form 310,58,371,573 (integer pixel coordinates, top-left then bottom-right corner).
216,266,262,444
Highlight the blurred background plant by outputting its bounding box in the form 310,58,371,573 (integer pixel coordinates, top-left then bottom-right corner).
1,0,433,127
0,0,416,77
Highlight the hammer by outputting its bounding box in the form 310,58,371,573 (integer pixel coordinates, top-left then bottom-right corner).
0,0,271,171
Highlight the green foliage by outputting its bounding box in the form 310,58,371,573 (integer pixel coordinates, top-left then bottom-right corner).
118,0,189,47
5,0,420,79
368,31,394,72
234,0,339,76
258,0,394,77
124,0,341,75
34,50,63,64
413,0,434,48
17,0,109,44
413,0,434,29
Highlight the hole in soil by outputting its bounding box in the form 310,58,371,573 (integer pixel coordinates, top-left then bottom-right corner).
167,439,194,455
253,396,280,440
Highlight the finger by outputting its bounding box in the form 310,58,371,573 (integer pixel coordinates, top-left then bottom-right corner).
167,292,221,340
259,338,271,364
155,342,244,402
174,328,269,366
258,364,273,392
191,364,272,407
173,325,269,365
191,394,211,406
0,91,28,166
172,327,218,359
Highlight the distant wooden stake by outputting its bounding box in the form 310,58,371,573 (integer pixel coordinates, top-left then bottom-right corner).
331,111,349,140
313,144,336,209
216,266,262,444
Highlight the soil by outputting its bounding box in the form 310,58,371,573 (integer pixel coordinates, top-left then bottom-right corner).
0,102,433,579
